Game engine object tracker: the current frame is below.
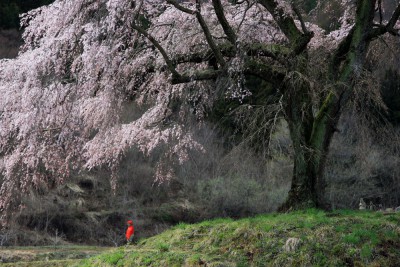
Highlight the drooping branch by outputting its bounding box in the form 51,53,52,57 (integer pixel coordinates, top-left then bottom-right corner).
237,0,254,31
212,0,237,45
133,0,144,20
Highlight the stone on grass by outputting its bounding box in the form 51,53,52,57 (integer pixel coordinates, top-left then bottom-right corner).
283,238,301,252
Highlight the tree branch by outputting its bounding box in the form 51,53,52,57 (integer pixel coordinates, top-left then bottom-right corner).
258,0,313,55
167,0,226,68
386,4,400,34
133,0,144,20
257,0,303,45
171,69,223,84
195,0,226,67
212,0,237,45
166,0,195,14
171,59,285,86
131,22,181,79
237,1,253,32
172,43,290,66
367,3,400,39
291,3,309,34
329,28,354,78
243,59,286,84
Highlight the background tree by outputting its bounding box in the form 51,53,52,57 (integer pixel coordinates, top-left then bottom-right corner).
130,0,400,210
0,0,54,29
0,0,399,222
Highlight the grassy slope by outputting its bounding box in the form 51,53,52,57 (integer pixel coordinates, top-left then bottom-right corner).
78,209,400,267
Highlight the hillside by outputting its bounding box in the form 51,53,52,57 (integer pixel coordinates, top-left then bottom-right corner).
4,209,398,266
80,209,400,266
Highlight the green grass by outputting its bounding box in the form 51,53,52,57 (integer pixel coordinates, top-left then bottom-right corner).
5,209,400,266
74,209,400,266
0,245,112,267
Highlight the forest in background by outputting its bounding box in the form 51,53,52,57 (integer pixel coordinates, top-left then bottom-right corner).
0,0,399,247
0,0,54,58
0,0,54,29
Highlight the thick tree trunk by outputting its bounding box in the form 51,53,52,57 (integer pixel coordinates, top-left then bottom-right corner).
278,114,335,211
278,0,378,211
278,76,340,211
278,74,322,211
279,136,318,211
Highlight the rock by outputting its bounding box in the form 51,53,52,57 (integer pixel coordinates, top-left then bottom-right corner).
359,198,366,210
283,237,301,252
385,208,394,212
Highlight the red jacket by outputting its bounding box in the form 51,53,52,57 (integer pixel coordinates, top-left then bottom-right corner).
126,221,134,240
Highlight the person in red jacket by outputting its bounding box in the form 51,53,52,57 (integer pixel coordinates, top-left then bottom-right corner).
125,220,135,244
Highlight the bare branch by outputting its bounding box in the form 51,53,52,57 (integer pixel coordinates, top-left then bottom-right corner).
377,0,383,25
243,59,286,84
368,3,400,39
212,0,237,45
133,0,144,20
166,0,195,14
131,22,181,78
171,43,290,65
171,69,223,84
195,0,226,67
258,0,313,55
291,3,309,34
386,4,400,34
167,0,226,67
237,1,254,32
257,0,303,45
171,59,286,86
